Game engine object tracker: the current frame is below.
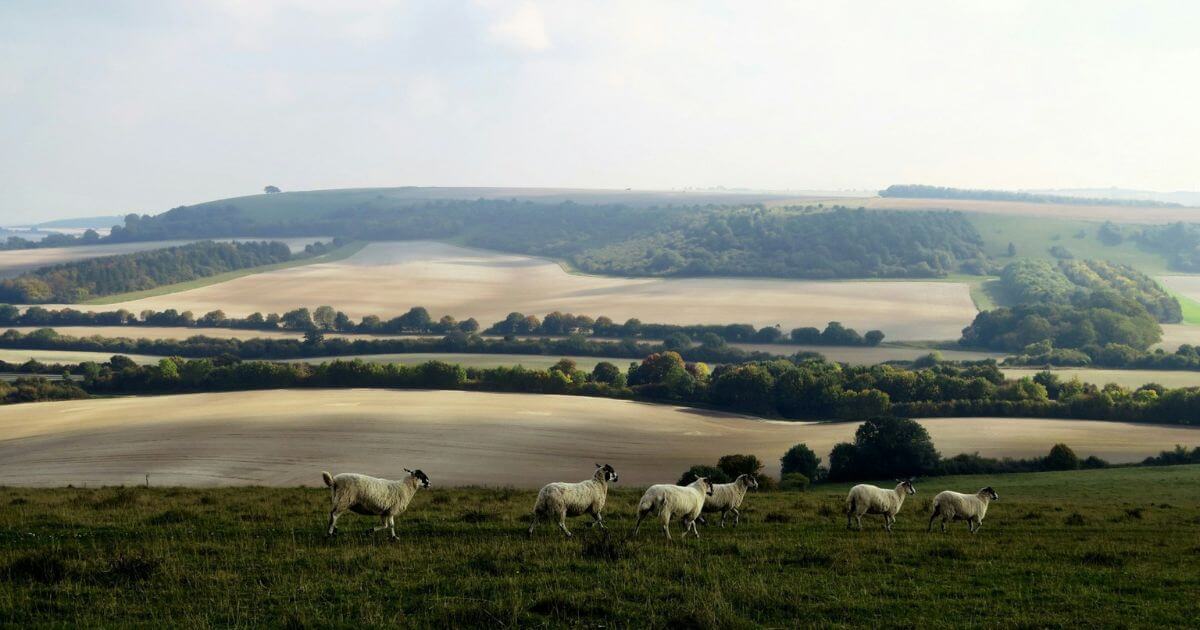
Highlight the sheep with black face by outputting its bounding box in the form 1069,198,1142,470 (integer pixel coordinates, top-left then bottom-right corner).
928,487,999,534
633,477,715,540
528,464,619,537
845,479,916,532
321,468,431,539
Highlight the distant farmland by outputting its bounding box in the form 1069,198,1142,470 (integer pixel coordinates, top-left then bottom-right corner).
2,390,1196,487
41,241,979,341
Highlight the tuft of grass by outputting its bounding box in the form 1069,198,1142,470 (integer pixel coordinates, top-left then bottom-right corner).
763,512,791,524
1080,552,1125,568
5,552,70,584
147,509,193,525
579,531,629,562
1064,512,1087,526
99,553,161,584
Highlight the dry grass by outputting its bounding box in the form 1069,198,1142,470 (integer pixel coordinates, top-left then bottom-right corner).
45,241,978,340
1,390,1196,488
0,348,163,366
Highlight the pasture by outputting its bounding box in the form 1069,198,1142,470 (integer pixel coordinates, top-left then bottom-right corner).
849,195,1200,224
0,465,1196,626
48,241,979,341
0,348,164,366
2,390,1197,488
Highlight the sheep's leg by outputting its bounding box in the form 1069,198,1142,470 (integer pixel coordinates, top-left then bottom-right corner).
884,514,894,533
590,511,607,530
855,514,863,530
969,518,979,534
327,509,341,536
633,509,650,536
687,518,701,538
388,515,397,539
732,507,741,527
556,509,573,538
372,514,390,535
927,510,938,533
718,510,727,527
527,511,539,537
660,509,673,541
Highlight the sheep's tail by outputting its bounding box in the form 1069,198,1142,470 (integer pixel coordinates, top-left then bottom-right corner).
638,493,662,514
321,471,335,488
845,496,856,515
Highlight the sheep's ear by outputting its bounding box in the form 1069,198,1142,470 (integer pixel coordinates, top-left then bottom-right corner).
596,463,601,468
404,468,413,473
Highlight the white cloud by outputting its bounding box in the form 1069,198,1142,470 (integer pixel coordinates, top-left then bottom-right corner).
487,1,550,52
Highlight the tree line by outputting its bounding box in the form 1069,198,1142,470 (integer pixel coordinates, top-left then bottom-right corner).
1,304,884,347
0,240,335,304
879,184,1180,208
6,351,1200,428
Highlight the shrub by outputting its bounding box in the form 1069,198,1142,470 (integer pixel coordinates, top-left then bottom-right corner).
717,454,764,479
1044,443,1080,471
779,473,810,492
780,443,821,479
678,465,729,485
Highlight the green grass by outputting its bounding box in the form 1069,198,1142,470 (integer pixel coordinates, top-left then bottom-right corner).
2,465,1197,627
970,214,1170,273
1162,287,1200,325
81,241,367,305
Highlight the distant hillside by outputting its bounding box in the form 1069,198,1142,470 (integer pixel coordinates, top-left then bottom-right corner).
100,188,992,280
1028,188,1200,208
33,215,125,230
881,184,1183,208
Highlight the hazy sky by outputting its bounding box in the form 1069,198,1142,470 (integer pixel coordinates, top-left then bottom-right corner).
2,1,1198,221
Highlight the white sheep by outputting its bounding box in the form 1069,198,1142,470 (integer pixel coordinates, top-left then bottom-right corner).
701,474,760,527
928,487,999,533
321,468,431,539
633,477,715,540
845,479,916,532
528,464,618,537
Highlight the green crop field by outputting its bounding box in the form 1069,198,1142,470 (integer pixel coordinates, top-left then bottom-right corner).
2,465,1197,627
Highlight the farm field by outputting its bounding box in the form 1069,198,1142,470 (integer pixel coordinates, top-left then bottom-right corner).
43,241,979,341
2,390,1197,488
1158,323,1200,350
845,195,1200,224
0,237,328,279
0,465,1197,626
1003,367,1200,389
0,348,164,366
289,353,612,371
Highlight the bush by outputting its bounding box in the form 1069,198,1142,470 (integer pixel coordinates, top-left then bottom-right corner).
717,454,764,479
779,473,810,492
780,443,821,479
678,465,729,485
1043,443,1080,471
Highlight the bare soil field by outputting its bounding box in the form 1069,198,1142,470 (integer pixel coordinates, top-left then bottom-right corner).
836,196,1200,223
1003,368,1200,389
1,390,1194,487
1158,323,1200,351
0,238,327,278
43,241,978,341
0,348,164,365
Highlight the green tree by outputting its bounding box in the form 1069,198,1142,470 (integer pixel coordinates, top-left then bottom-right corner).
1043,443,1079,471
780,443,821,479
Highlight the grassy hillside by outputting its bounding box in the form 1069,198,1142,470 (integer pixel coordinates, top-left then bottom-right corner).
2,465,1197,626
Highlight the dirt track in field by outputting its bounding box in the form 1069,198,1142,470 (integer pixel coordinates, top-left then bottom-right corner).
1,390,1194,487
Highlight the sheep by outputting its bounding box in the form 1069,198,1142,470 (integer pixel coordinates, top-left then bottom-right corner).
928,487,999,534
321,468,430,539
845,479,916,532
633,477,715,540
700,474,759,527
528,464,618,537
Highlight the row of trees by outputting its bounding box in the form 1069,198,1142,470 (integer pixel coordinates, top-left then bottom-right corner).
0,241,310,303
7,350,1200,426
960,291,1162,353
1,304,884,348
487,312,884,346
879,184,1178,208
